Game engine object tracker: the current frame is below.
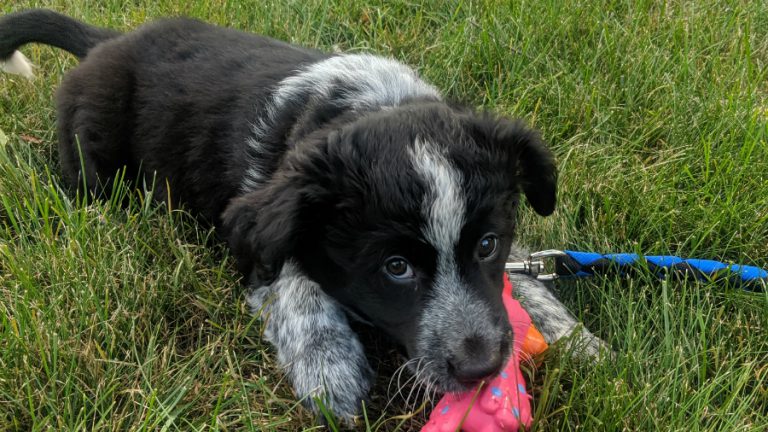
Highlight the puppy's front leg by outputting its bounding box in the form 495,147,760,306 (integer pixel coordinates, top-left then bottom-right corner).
509,273,612,358
247,261,374,423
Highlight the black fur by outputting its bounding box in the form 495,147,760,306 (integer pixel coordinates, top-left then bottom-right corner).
52,17,333,226
2,9,561,421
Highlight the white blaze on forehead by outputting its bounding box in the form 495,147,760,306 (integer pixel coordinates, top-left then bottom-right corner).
409,139,466,269
410,140,497,363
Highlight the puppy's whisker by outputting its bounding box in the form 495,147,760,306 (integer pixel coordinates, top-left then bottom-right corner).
512,346,539,374
385,357,423,412
403,359,426,411
389,356,428,413
422,378,440,414
404,359,435,413
386,357,417,398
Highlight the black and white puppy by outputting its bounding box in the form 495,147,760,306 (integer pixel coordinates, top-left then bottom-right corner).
1,9,604,422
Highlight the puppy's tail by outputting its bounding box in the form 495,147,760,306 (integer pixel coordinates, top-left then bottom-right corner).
0,9,121,79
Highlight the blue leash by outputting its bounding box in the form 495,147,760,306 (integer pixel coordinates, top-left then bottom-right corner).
506,250,767,292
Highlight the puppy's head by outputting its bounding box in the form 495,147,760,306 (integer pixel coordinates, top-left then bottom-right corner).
223,102,556,392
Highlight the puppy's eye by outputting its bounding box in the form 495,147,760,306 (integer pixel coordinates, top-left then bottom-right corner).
477,234,499,260
383,256,414,280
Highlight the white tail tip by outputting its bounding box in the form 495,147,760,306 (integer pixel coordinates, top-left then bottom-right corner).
1,51,35,79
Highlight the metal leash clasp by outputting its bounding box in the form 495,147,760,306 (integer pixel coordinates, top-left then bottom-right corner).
505,249,567,281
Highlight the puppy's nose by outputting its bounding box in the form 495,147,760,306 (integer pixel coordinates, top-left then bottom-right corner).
447,336,506,385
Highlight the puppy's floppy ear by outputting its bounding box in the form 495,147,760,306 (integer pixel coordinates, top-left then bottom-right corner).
221,144,334,284
494,118,557,216
466,114,557,216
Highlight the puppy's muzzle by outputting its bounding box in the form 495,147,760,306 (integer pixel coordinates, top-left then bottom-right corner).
446,333,510,385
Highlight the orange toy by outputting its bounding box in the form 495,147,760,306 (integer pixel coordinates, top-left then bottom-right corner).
521,323,548,361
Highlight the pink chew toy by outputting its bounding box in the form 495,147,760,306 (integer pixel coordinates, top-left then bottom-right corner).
421,274,536,432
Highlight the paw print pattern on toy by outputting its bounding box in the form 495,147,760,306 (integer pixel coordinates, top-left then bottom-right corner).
422,274,542,432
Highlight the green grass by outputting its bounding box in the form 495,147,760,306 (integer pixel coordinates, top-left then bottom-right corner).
1,0,767,430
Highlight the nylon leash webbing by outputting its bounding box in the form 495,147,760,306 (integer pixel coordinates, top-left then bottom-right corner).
506,250,767,292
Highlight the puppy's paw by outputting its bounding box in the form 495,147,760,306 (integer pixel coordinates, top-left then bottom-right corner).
246,263,374,424
559,325,615,361
287,331,375,424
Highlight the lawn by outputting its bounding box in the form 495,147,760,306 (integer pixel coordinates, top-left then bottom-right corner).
1,0,767,430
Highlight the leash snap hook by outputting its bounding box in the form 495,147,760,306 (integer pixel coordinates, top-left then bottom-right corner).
505,249,567,281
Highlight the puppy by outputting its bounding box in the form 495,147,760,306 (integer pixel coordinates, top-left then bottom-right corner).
1,9,603,422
